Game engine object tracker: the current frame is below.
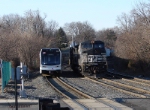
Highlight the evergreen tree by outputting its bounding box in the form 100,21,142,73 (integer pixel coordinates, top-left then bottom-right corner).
56,27,68,48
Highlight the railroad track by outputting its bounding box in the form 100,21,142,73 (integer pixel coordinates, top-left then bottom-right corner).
60,55,150,99
44,76,133,110
121,78,150,86
107,71,150,93
84,77,147,98
45,76,94,99
102,78,150,96
58,66,150,99
84,71,150,98
134,77,150,84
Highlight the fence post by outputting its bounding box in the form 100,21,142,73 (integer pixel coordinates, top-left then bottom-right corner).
0,59,2,93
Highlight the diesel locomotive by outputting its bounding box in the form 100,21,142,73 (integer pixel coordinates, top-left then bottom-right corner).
69,40,107,76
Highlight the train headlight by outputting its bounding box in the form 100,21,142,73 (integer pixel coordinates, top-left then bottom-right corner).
21,76,23,79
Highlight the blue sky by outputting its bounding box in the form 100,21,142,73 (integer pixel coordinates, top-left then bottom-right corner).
0,0,149,31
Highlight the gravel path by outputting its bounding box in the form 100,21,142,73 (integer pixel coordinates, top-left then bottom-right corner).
0,71,63,100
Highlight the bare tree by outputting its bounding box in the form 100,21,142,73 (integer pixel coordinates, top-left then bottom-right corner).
64,21,96,43
0,10,58,69
115,1,150,73
45,20,58,37
0,14,21,61
96,28,117,48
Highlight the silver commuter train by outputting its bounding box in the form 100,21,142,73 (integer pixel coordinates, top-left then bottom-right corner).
40,48,62,76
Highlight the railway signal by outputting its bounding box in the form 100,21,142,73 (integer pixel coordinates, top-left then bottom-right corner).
19,62,27,98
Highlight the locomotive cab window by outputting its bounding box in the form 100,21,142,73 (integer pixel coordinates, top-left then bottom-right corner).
81,43,92,48
94,44,104,48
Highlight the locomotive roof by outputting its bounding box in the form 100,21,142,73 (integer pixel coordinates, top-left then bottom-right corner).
81,40,104,44
41,48,60,50
40,48,61,52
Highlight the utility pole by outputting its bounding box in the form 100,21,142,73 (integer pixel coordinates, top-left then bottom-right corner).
72,35,74,47
14,62,18,110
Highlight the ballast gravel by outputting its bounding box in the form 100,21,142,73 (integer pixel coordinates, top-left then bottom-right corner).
0,70,143,100
111,79,150,91
60,77,139,99
0,72,63,100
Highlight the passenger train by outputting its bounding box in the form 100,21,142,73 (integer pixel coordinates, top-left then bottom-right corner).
40,48,62,76
69,40,107,76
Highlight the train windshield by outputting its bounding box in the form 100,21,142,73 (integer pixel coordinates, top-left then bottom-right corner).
94,43,104,48
93,43,106,53
81,43,104,49
41,49,60,65
81,43,92,48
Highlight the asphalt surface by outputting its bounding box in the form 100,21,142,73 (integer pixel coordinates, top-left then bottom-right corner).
1,98,150,110
119,98,150,110
0,99,70,110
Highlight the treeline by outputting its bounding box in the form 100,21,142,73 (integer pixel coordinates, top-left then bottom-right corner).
114,2,150,74
0,10,68,69
0,1,150,75
63,1,150,75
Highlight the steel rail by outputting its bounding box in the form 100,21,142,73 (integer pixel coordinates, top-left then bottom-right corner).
45,76,70,99
134,77,150,83
56,77,94,99
84,77,147,98
102,78,150,95
45,76,94,99
107,70,150,86
122,78,150,87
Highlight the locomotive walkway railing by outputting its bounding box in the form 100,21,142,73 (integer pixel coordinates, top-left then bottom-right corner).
0,59,11,92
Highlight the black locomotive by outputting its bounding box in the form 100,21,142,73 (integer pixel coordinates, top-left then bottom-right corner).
69,40,107,76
